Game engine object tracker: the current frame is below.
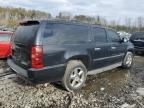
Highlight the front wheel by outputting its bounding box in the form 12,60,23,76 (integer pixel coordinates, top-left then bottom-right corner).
122,52,134,69
62,60,87,92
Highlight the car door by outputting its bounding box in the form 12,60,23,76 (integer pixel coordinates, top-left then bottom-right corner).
91,27,112,69
106,29,127,64
0,34,11,57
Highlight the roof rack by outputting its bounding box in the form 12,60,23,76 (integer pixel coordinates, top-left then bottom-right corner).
48,18,103,26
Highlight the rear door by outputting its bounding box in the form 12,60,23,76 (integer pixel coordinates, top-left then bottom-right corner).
106,29,127,64
12,21,40,68
0,34,11,57
91,27,112,69
42,23,91,67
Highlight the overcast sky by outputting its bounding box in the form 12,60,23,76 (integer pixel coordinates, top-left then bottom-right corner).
0,0,143,22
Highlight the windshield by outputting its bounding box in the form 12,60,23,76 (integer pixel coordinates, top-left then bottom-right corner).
131,32,144,40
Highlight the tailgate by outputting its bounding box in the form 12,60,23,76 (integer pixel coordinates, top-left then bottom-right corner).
12,43,31,68
12,21,40,68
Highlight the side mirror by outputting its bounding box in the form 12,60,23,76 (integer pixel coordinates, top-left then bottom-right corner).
120,37,128,43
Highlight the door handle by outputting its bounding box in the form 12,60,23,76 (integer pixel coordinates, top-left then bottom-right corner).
94,48,101,51
111,47,116,50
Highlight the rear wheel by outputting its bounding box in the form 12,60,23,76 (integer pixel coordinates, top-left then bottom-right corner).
122,52,134,68
62,60,87,92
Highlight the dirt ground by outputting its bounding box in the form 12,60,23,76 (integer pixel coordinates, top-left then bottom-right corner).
0,56,144,108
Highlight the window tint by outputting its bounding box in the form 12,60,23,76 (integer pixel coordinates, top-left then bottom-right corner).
43,23,89,44
93,27,107,42
107,29,120,42
14,25,39,44
0,34,11,42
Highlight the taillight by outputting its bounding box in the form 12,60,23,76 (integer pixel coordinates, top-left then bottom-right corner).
31,45,44,69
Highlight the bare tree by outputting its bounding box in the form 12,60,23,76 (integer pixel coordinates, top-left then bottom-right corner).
137,17,143,31
57,12,72,20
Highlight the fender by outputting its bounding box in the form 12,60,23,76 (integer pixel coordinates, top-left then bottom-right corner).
127,42,135,53
64,50,92,69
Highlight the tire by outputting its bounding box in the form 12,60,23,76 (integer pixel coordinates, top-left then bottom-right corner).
62,60,87,92
122,52,134,69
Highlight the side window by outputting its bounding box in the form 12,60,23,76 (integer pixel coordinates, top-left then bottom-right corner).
93,27,107,42
43,23,58,44
0,34,11,42
43,23,89,44
107,29,120,42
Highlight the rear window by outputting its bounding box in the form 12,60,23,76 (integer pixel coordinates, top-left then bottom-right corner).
43,23,89,44
0,34,11,42
14,24,39,44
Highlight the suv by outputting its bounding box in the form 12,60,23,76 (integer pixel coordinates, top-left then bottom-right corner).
8,20,134,91
0,31,13,58
130,32,144,54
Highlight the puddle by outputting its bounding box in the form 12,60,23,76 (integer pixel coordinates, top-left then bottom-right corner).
82,68,130,98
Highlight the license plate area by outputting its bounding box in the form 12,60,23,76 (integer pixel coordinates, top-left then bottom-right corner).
13,47,21,61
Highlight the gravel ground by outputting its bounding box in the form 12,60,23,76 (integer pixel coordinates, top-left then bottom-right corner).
0,56,144,108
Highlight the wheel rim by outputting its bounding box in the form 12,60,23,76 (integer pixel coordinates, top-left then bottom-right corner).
69,67,85,88
126,55,133,67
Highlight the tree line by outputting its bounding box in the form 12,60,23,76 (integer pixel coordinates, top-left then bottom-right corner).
0,7,144,32
57,12,144,33
0,7,51,28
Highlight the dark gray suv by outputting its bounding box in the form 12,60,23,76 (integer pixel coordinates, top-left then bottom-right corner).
8,20,134,91
130,32,144,54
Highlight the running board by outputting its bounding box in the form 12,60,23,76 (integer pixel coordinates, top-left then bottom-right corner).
88,62,122,75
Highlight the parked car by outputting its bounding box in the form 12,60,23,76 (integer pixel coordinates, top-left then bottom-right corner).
0,31,13,58
8,20,134,91
130,32,144,54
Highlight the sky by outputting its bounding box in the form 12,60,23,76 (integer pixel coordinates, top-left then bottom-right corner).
0,0,144,22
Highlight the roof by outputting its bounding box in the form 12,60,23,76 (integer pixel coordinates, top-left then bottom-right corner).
0,31,13,34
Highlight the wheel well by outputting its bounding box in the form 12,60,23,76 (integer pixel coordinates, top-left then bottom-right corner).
67,56,90,69
127,49,134,54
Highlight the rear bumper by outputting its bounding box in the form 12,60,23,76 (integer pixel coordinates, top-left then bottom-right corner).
7,58,65,83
